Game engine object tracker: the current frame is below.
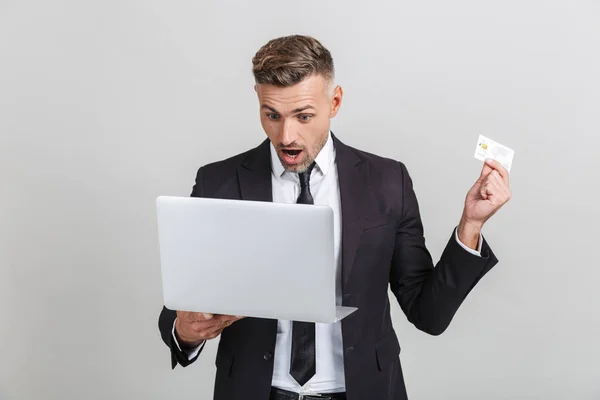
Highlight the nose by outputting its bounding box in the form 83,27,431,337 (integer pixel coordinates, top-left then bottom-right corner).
280,120,298,146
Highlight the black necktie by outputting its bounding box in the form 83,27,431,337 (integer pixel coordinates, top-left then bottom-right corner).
290,161,317,386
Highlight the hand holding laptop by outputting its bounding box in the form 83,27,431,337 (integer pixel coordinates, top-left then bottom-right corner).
175,311,245,346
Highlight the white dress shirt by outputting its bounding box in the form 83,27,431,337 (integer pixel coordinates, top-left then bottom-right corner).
269,132,346,394
172,131,482,395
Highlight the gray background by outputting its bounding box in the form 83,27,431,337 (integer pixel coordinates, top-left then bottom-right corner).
1,0,599,399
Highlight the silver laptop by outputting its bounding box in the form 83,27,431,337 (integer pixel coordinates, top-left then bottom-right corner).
155,196,357,324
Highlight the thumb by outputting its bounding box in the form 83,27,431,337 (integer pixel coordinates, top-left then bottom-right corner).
202,313,214,320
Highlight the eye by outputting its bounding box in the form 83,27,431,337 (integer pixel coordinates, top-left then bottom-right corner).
266,113,280,121
298,114,313,122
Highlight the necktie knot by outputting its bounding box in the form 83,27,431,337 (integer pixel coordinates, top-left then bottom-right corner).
298,161,316,188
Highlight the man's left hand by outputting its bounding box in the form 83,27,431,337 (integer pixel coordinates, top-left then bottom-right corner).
458,159,512,249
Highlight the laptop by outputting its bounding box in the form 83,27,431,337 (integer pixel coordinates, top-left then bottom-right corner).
155,196,357,324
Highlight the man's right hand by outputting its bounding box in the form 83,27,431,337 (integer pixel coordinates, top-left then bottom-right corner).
175,311,244,348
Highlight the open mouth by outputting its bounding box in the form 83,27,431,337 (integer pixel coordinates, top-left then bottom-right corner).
283,149,302,156
281,149,304,164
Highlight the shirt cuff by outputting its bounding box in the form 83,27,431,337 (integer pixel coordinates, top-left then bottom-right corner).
172,318,205,360
455,227,483,257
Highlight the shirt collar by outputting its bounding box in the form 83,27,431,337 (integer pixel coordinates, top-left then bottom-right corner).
270,131,334,178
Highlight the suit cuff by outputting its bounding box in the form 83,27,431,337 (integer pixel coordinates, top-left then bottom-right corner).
455,227,483,257
172,318,205,360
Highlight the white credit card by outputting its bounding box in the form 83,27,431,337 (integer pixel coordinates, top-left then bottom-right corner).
474,134,515,172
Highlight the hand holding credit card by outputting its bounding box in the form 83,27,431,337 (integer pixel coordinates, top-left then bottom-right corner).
474,135,514,172
458,134,513,249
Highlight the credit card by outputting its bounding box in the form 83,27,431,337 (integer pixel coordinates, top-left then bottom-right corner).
474,134,514,172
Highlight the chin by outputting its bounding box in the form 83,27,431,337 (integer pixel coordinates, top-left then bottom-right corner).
283,158,312,173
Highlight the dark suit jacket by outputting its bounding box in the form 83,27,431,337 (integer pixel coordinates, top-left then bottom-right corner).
158,134,498,400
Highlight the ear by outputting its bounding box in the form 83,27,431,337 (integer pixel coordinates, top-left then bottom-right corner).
329,85,343,118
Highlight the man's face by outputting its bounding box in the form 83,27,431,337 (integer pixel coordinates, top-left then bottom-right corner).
255,74,342,173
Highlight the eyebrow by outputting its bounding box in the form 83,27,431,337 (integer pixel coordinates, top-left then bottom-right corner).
261,105,279,113
261,105,315,114
292,105,315,113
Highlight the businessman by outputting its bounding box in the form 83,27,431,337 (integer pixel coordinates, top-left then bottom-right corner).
158,35,511,400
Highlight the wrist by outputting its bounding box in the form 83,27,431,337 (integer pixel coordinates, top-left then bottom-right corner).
458,216,483,250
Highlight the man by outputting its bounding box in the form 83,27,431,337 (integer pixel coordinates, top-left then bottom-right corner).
158,35,511,400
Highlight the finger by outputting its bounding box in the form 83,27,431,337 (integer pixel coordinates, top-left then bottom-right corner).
188,323,220,340
214,314,243,322
482,182,500,202
478,162,494,183
489,170,509,192
187,316,220,333
211,316,231,328
188,314,241,332
480,183,489,200
177,311,209,322
215,315,242,327
190,320,213,332
482,173,502,197
206,329,224,340
221,319,235,329
491,175,512,202
177,319,207,341
189,316,226,333
484,176,511,205
488,171,511,198
206,323,229,337
187,312,213,323
485,158,510,186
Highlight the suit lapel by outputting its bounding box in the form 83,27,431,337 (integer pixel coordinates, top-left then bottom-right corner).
333,134,370,291
237,139,273,202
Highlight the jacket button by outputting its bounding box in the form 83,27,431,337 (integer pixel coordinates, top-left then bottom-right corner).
263,352,273,360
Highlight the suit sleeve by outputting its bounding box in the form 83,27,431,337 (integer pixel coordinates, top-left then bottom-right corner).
157,167,207,368
389,162,499,335
158,307,203,368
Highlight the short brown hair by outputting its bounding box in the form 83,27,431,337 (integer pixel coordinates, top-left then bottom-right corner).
252,35,334,87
